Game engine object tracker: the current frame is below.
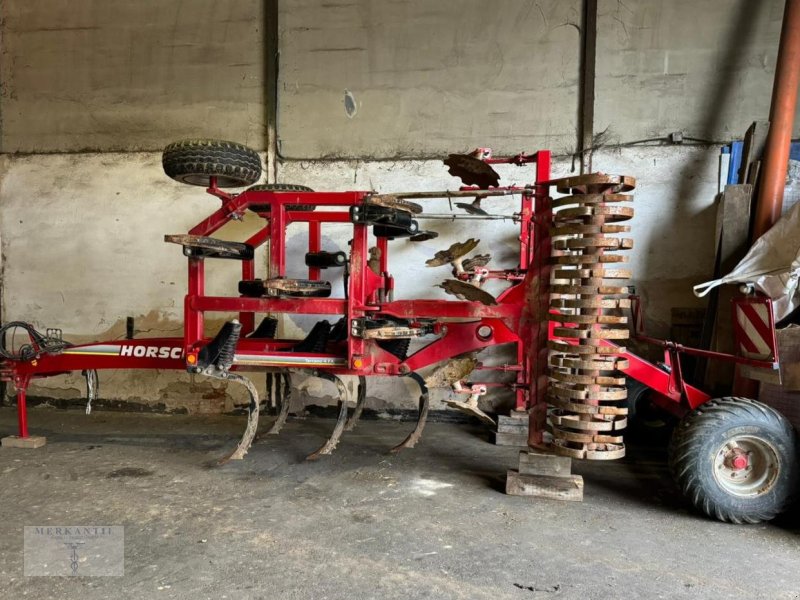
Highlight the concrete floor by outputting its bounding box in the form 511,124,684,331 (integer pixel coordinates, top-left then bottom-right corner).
1,407,799,600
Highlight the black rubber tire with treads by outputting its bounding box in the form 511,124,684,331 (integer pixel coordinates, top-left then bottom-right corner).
626,378,675,442
163,139,261,188
247,184,315,212
669,396,798,523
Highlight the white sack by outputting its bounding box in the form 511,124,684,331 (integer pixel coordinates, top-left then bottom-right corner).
693,200,800,321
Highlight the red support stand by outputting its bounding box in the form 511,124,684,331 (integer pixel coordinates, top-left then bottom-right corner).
16,377,29,439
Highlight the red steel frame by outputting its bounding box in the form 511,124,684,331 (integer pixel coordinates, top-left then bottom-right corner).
0,151,781,442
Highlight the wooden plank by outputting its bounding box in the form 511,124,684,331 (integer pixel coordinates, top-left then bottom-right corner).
738,120,770,185
697,185,753,388
497,422,528,434
760,381,800,432
497,415,529,433
718,185,753,269
506,470,584,501
518,451,572,477
777,327,800,390
492,431,529,447
1,435,46,449
749,326,800,387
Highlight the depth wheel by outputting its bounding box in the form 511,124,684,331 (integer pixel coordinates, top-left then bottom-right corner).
247,183,316,212
669,397,798,523
162,139,262,187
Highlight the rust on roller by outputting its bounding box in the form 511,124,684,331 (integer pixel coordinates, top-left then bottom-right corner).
546,173,636,460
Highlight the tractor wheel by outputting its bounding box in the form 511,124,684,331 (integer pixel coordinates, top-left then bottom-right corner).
247,184,315,212
669,397,798,523
626,378,675,442
162,139,261,187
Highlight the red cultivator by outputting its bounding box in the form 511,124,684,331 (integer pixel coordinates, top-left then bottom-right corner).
1,139,795,523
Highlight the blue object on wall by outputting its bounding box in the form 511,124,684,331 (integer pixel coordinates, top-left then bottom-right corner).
723,140,800,185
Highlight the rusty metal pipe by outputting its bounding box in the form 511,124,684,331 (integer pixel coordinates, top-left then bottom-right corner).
753,0,800,239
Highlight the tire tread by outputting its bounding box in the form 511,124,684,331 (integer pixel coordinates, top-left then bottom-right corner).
163,139,261,187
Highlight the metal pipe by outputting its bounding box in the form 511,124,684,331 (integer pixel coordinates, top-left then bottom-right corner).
416,213,516,221
753,0,800,239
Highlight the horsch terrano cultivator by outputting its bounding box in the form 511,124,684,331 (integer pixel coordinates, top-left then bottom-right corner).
1,140,796,523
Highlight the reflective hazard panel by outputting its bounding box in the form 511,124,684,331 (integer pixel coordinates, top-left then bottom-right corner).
732,296,778,362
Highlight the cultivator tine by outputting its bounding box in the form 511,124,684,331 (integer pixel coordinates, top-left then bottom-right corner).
426,238,480,268
445,390,495,427
455,196,489,215
390,373,430,453
436,279,497,305
215,372,261,465
265,371,274,411
306,372,350,460
264,371,292,436
82,369,98,415
344,376,367,431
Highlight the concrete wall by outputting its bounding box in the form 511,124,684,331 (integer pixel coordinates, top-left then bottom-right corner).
278,0,582,158
0,0,266,152
0,0,789,414
596,0,800,142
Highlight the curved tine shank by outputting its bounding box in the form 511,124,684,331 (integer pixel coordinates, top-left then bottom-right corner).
306,372,350,460
265,371,292,435
265,371,274,413
84,369,98,415
344,376,368,431
215,372,261,465
390,373,430,453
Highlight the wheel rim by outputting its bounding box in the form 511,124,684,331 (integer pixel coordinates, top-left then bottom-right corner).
712,435,780,497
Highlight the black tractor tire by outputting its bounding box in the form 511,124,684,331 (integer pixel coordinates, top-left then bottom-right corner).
669,397,798,524
247,184,315,212
162,139,262,188
626,378,675,443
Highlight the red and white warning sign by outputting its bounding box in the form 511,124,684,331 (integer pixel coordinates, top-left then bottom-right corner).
733,298,777,361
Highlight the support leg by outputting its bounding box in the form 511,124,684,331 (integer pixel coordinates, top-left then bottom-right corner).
306,372,349,460
2,376,46,448
390,373,429,453
344,376,367,431
17,378,29,438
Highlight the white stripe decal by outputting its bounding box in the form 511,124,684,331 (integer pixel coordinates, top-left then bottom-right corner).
63,345,121,355
233,353,347,367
